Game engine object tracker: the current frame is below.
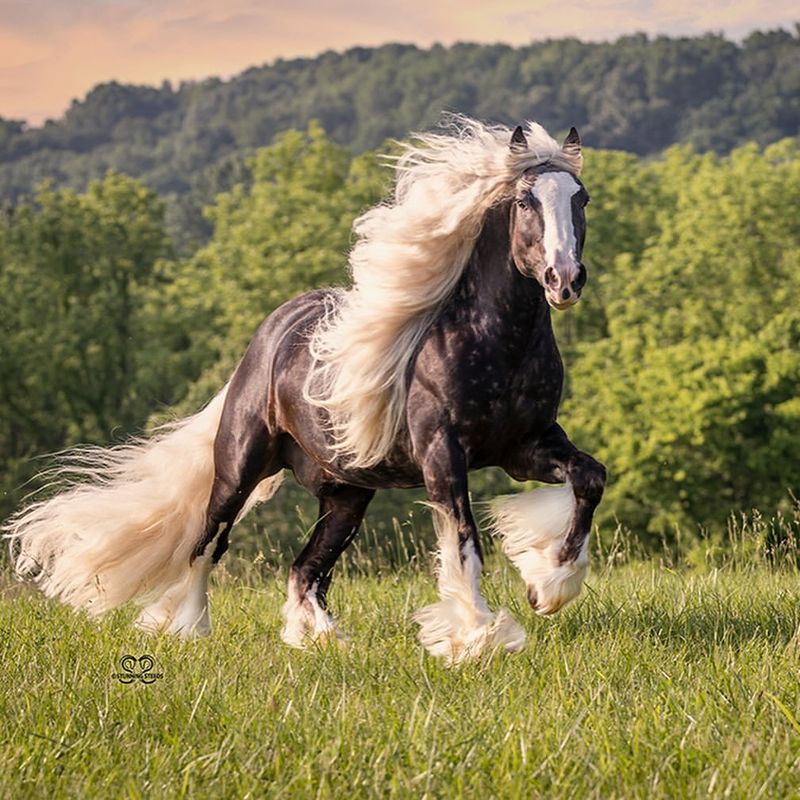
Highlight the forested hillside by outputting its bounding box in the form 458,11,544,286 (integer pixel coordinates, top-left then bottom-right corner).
1,29,798,247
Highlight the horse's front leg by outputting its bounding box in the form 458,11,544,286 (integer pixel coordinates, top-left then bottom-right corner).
495,423,606,615
413,429,526,663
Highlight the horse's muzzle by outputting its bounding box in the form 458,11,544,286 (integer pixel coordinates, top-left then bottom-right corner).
545,290,581,311
543,261,585,309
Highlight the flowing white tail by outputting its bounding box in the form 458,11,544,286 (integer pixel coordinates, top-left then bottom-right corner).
2,386,280,634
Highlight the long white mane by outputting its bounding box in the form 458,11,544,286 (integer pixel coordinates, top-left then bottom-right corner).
304,115,581,467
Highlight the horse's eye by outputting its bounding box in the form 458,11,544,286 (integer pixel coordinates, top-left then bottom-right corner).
516,199,527,210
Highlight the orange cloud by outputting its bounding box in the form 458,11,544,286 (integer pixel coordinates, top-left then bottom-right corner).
0,0,796,125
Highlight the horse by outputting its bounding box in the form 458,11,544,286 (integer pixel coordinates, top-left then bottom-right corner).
4,116,606,664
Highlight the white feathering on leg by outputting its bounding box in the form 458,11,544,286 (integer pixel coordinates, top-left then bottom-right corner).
488,482,587,615
414,504,525,664
135,555,213,639
281,573,345,649
280,574,312,649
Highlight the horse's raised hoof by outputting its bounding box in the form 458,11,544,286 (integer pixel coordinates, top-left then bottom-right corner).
526,569,584,616
527,584,562,616
12,552,41,580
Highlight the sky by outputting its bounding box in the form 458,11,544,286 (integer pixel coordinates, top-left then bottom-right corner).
0,0,796,125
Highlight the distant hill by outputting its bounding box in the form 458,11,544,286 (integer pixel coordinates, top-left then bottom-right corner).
1,29,798,246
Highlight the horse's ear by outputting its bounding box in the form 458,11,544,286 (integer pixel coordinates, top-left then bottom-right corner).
562,126,582,173
510,125,528,153
563,126,581,150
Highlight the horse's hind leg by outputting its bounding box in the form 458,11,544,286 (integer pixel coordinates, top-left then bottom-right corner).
135,556,216,638
136,408,282,639
281,484,374,648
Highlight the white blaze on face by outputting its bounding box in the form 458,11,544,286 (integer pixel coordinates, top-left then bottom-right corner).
531,172,581,271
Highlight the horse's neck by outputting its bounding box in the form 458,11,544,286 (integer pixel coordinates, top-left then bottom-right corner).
459,204,550,332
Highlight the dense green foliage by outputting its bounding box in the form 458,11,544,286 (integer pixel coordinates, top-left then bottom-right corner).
0,175,201,504
1,119,798,546
1,30,798,247
566,139,800,535
3,546,800,797
169,122,390,401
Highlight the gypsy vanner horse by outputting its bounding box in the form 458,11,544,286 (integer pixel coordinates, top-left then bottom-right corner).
4,117,606,664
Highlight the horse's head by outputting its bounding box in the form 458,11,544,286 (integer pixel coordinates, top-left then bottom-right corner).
508,126,589,310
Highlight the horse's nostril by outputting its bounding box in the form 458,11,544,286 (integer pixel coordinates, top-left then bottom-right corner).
561,288,570,301
544,267,557,287
527,585,538,609
572,263,587,293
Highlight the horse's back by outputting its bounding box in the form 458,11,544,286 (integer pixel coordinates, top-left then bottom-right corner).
222,289,329,427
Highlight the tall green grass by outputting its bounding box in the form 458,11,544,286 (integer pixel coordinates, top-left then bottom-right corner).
2,513,800,798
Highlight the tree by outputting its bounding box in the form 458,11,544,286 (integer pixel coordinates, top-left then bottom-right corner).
565,139,800,538
0,173,183,516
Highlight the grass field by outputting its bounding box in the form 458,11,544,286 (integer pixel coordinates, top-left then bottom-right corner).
2,547,800,798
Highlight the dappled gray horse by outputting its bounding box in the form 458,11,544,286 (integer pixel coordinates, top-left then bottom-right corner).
5,117,605,664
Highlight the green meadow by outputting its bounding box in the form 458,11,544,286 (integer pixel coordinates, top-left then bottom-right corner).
3,534,800,799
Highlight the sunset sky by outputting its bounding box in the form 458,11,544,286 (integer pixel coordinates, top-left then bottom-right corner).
1,0,796,125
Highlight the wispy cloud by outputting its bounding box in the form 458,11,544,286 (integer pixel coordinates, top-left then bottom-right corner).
0,0,795,124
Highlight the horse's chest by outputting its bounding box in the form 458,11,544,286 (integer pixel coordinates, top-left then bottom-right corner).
448,340,564,447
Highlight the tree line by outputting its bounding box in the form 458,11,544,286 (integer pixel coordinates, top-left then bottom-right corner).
0,29,798,250
1,123,797,553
